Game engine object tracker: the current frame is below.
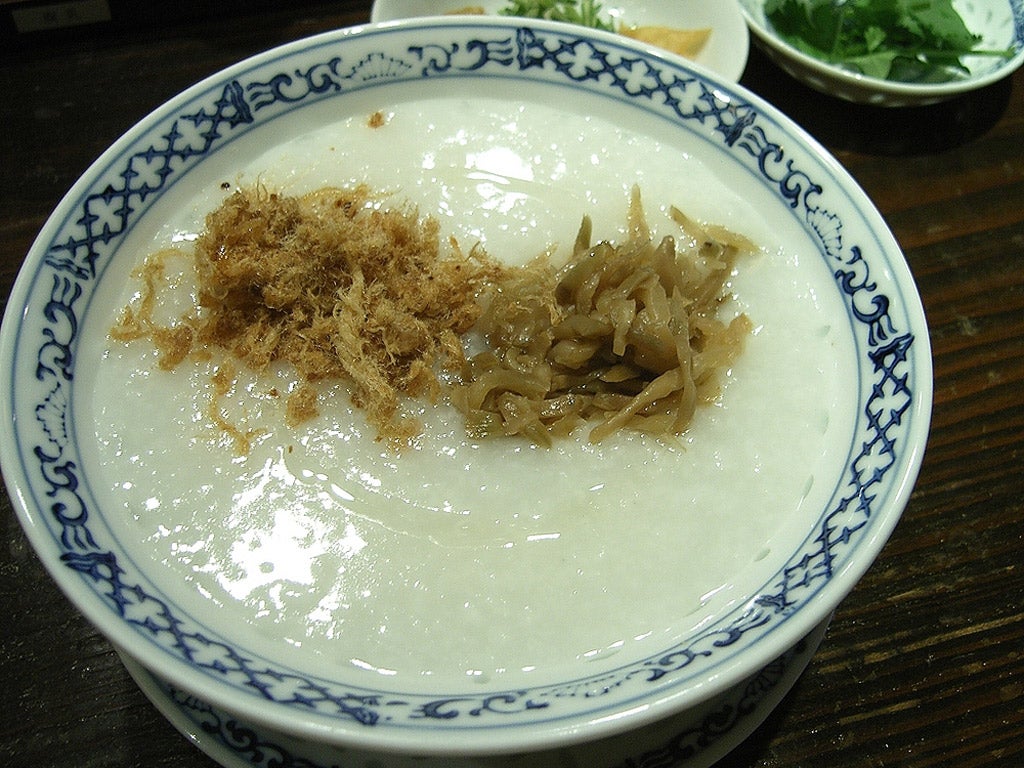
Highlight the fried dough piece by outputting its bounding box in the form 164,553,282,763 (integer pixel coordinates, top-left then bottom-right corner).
619,25,712,59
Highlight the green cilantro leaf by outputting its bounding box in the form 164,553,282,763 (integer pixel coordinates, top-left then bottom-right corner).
499,0,615,32
763,0,1012,83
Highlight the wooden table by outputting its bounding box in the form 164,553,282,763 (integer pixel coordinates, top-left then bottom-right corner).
2,3,1022,766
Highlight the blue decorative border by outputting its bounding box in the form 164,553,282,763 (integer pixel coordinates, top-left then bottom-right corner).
1010,0,1024,47
9,21,923,737
146,632,811,767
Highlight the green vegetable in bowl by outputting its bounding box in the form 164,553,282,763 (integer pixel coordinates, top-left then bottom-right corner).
499,0,615,32
764,0,1012,83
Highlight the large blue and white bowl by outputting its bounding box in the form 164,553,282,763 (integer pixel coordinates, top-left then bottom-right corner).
0,16,931,765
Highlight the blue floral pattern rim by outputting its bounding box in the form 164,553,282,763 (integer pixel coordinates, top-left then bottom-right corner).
120,617,830,768
0,18,931,754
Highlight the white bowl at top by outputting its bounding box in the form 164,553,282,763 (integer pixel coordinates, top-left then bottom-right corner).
371,0,751,82
739,0,1024,106
0,14,930,766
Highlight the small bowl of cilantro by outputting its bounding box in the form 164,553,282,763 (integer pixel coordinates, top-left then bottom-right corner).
738,0,1024,106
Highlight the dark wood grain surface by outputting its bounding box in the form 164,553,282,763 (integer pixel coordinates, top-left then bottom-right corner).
2,3,1022,766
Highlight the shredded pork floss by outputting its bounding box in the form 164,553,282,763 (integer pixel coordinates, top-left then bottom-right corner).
114,185,504,448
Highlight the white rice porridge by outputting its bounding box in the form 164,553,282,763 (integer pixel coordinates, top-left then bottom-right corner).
77,96,857,690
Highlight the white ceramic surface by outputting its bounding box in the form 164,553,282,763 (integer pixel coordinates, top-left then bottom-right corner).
738,0,1024,106
370,0,751,82
0,15,931,762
